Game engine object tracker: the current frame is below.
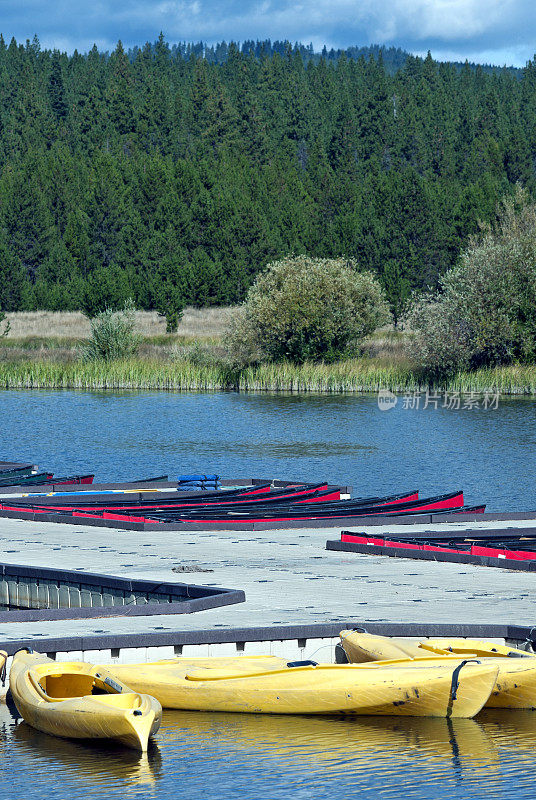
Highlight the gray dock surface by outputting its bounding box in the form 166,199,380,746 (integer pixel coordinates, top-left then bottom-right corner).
0,515,535,643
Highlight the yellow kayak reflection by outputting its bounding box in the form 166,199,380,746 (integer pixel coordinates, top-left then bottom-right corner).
479,707,536,748
10,713,162,789
160,709,500,774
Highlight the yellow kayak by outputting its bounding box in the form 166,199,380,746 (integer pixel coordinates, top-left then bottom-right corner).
99,657,498,717
419,638,534,659
339,630,534,662
339,631,425,662
9,650,162,751
339,631,536,709
122,655,287,670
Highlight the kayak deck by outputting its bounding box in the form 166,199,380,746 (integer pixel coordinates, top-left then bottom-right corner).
99,657,498,718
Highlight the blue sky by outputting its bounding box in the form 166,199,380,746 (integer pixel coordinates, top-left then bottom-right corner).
3,0,536,66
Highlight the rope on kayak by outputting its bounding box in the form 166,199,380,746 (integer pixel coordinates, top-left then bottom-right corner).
338,626,367,644
447,659,481,717
304,642,345,662
336,627,368,662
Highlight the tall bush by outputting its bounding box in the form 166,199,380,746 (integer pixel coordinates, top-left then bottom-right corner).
226,256,391,364
82,299,141,361
405,186,536,375
0,311,9,338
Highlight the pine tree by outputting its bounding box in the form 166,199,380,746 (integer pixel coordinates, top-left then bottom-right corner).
0,35,530,317
0,229,26,310
107,41,136,137
48,50,67,120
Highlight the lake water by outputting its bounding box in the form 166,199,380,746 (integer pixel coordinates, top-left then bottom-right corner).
1,388,536,796
0,388,535,511
3,705,536,800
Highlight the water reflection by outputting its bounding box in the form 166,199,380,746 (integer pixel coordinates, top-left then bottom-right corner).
13,724,162,789
128,439,377,457
161,711,500,774
4,702,536,798
0,704,161,793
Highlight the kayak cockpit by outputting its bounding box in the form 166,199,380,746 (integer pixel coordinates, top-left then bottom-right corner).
31,668,123,701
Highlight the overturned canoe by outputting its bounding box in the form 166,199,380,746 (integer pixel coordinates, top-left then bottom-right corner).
339,631,536,709
99,657,497,718
0,472,53,487
10,650,162,751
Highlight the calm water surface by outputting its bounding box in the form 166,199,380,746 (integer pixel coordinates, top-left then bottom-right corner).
0,389,535,510
3,706,536,799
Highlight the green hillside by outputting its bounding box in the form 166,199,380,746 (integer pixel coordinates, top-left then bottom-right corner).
0,35,533,318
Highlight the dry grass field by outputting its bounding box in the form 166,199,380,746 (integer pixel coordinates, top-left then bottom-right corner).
360,329,412,366
3,307,237,341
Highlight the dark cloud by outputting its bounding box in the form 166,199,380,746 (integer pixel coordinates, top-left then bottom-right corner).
2,0,535,65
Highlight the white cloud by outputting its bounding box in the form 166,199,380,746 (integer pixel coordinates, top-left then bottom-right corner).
1,0,535,66
415,45,530,66
386,0,512,40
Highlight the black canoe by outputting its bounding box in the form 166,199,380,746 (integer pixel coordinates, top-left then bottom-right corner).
0,472,53,487
29,487,419,514
143,492,463,522
141,491,465,522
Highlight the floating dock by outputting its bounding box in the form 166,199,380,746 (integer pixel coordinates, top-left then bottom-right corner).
0,511,536,682
0,460,535,694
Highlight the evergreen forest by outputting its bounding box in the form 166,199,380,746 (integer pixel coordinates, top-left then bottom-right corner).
0,34,534,319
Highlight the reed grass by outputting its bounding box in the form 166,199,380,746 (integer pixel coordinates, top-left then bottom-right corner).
0,357,535,394
0,360,224,390
238,359,422,393
444,365,536,395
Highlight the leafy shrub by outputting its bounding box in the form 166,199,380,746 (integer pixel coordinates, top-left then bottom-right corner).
405,186,536,376
170,342,218,366
226,256,391,364
82,299,141,361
